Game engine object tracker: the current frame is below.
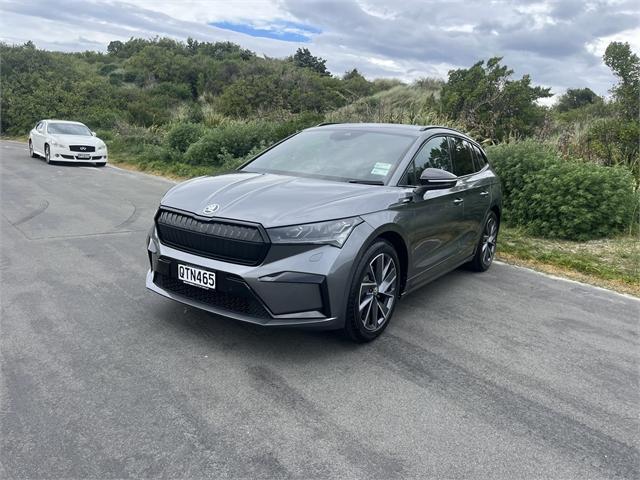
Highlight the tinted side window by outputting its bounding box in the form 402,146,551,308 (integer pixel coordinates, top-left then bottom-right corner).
472,144,487,170
36,122,44,132
414,136,451,180
400,136,451,186
449,137,475,176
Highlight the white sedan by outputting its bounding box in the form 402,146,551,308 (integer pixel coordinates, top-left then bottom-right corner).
28,119,108,166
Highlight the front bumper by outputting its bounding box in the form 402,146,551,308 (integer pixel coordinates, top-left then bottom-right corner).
146,221,374,329
50,145,108,162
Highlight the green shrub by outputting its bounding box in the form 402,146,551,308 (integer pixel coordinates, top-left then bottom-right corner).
516,162,637,240
108,72,123,85
186,103,204,123
166,122,204,153
98,63,118,75
487,140,638,240
137,144,184,165
183,121,277,165
486,140,558,213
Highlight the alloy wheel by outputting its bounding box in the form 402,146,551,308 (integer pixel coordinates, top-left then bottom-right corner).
481,216,497,266
359,252,397,331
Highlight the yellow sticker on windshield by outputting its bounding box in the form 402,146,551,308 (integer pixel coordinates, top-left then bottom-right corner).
371,162,391,176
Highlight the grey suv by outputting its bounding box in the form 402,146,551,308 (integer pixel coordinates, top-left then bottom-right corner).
146,123,501,342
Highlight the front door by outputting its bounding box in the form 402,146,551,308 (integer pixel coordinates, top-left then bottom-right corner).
401,136,466,284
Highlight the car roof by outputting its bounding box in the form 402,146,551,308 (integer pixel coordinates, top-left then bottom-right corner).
42,119,86,125
307,122,475,141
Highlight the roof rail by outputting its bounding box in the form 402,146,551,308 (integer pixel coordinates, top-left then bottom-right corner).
315,122,340,127
420,125,468,136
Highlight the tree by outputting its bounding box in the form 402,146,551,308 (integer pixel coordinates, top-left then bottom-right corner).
342,69,373,99
603,42,640,120
292,48,329,76
107,40,124,56
556,88,601,112
440,57,552,141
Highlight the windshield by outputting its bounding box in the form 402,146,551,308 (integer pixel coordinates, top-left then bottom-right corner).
47,123,92,136
242,129,416,183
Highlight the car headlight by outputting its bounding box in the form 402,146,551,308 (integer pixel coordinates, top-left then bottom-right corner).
97,144,106,151
51,141,66,148
267,217,363,247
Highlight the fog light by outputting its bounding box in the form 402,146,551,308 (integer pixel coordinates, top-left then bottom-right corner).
55,154,60,157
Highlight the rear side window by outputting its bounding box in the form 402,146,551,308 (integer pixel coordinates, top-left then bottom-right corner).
449,137,475,176
472,144,487,170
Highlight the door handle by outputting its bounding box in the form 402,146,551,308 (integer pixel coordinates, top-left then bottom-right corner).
453,198,464,205
479,191,489,197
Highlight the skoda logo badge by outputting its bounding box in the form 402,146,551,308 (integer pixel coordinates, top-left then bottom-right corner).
202,203,220,215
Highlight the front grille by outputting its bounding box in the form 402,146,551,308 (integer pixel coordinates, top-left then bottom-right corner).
69,145,95,152
156,210,268,265
154,273,271,319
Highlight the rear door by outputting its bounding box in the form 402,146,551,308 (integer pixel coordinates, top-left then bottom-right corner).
400,136,466,281
32,122,45,154
449,137,492,256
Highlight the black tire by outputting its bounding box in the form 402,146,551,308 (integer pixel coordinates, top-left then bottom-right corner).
344,239,401,343
468,211,499,272
44,144,53,164
94,162,106,167
28,140,37,158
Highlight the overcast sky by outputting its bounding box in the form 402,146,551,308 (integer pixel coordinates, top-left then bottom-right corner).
1,0,638,101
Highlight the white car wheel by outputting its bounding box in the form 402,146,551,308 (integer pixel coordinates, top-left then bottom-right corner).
45,145,53,164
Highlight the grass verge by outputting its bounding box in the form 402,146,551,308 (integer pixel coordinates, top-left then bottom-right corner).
108,153,215,180
497,227,639,297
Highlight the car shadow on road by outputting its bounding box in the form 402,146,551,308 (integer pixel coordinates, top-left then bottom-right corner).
150,266,471,362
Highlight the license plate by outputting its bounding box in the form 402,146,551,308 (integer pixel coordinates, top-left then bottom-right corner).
76,153,91,159
178,264,216,290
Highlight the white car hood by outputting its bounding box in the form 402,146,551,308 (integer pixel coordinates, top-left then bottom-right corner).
50,134,104,147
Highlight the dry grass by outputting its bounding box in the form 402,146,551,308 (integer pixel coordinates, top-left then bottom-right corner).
497,227,639,297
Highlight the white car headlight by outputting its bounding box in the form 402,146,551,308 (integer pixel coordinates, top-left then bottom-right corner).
97,144,106,151
267,217,362,247
51,141,66,148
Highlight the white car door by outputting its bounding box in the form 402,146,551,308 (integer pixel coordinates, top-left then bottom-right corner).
32,121,46,154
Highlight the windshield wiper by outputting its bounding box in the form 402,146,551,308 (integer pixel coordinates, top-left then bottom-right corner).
348,179,384,185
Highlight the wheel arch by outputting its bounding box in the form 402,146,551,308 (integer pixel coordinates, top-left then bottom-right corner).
357,223,410,296
377,230,409,294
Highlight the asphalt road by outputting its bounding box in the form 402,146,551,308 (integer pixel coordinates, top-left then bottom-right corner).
1,139,639,479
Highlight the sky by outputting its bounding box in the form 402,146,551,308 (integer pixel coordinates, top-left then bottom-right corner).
1,0,639,102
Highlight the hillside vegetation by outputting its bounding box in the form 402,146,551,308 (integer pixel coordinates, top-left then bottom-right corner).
1,38,638,246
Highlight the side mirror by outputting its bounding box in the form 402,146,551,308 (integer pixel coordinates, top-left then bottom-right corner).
417,168,458,191
91,131,96,136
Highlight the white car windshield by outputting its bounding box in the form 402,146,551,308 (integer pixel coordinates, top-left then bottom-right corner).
48,123,92,135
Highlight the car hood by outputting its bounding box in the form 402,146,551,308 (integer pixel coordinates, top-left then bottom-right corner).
160,172,406,228
50,134,104,147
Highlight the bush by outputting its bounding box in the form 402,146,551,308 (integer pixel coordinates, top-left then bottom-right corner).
183,121,278,165
486,140,557,213
137,144,183,165
488,140,638,240
166,122,203,153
